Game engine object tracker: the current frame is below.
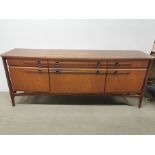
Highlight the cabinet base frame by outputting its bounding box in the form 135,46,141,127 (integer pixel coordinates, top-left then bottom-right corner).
2,57,153,108
10,91,145,108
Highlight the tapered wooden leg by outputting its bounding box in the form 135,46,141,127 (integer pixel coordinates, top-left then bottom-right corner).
138,96,143,108
138,60,153,108
10,95,15,106
2,57,16,107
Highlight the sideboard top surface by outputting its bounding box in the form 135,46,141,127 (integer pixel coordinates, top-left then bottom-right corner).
1,48,153,60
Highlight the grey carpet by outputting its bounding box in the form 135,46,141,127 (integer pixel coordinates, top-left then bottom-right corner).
0,92,155,135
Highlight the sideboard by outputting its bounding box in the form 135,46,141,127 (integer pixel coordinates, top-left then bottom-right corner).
1,49,153,107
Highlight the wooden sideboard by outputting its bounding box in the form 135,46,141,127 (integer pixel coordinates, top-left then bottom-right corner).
1,48,153,108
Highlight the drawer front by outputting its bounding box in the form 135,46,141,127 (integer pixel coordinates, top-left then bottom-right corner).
107,60,148,68
49,68,106,93
9,67,50,92
105,69,147,93
7,58,48,67
49,60,107,68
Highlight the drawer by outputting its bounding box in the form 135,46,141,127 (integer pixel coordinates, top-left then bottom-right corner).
49,60,107,68
107,60,148,68
7,58,48,67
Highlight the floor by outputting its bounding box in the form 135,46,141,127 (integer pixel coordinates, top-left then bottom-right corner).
0,92,155,135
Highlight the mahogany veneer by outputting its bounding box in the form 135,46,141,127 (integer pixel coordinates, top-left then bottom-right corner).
1,48,153,107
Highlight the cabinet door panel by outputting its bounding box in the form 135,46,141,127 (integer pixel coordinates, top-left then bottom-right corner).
50,68,106,93
105,69,146,93
9,67,49,92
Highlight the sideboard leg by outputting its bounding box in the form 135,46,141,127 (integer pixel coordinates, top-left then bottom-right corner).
138,60,153,108
138,96,143,108
2,57,16,107
11,95,15,107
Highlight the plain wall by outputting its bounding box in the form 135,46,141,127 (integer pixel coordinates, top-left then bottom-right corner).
0,19,155,91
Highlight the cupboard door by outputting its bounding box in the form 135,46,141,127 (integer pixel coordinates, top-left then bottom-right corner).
105,69,147,93
9,67,49,92
49,68,106,93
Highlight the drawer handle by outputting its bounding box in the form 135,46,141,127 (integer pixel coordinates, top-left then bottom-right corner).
50,69,106,74
108,63,132,66
96,70,100,74
37,60,41,64
107,71,130,75
24,61,35,65
55,70,60,73
54,62,60,67
24,61,43,65
37,69,43,72
26,69,48,73
55,64,60,67
96,62,100,67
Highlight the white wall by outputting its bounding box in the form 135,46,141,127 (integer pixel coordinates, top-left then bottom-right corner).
0,19,155,91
